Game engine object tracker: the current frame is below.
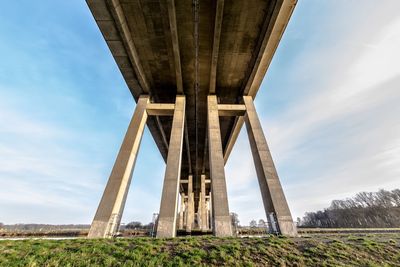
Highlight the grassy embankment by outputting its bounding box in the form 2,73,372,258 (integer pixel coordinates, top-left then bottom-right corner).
1,234,400,266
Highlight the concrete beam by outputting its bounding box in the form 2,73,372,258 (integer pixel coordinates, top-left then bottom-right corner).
167,0,183,94
146,104,175,155
86,0,143,99
218,104,246,117
243,0,297,97
155,116,170,151
108,0,150,93
88,95,149,238
156,95,186,238
223,117,244,164
243,96,297,236
207,95,232,237
224,0,297,164
146,103,175,116
209,0,224,94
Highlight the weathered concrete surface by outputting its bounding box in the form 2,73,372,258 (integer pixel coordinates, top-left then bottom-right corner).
88,95,149,238
207,95,232,237
243,96,297,237
156,96,186,238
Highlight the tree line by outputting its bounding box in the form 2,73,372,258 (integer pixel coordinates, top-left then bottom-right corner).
298,189,400,228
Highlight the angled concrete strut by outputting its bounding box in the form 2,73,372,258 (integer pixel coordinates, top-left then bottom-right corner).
243,96,297,236
88,95,149,238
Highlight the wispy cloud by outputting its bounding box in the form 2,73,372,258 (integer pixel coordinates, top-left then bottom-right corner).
0,98,107,223
226,3,400,222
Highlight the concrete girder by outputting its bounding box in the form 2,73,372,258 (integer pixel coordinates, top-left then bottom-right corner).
166,0,183,94
218,104,246,117
223,0,297,165
107,0,151,93
243,0,297,97
146,103,175,116
209,0,224,94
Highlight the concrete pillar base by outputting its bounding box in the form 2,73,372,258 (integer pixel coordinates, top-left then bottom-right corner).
278,218,298,237
213,216,232,237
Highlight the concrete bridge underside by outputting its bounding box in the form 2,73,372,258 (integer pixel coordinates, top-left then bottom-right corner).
86,0,297,238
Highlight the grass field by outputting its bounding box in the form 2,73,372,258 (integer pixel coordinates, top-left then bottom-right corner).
1,234,400,266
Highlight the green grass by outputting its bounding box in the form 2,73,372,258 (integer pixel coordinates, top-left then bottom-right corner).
0,234,399,266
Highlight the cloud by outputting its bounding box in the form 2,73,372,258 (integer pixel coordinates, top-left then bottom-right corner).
226,4,400,223
265,16,400,219
0,90,113,224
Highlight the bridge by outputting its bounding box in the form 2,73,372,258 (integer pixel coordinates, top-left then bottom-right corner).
86,0,297,238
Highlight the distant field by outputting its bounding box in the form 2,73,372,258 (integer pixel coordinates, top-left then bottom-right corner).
1,233,400,266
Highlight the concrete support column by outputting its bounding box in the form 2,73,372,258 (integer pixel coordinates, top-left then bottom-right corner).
208,194,213,231
179,193,185,229
205,199,210,230
156,95,186,238
183,197,188,229
200,174,207,231
186,175,194,233
198,193,202,229
88,95,149,238
243,96,297,236
207,95,232,237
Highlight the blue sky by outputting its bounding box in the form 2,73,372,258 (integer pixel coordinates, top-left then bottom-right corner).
0,0,399,225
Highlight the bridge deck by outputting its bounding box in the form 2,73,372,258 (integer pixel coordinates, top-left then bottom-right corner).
87,0,296,204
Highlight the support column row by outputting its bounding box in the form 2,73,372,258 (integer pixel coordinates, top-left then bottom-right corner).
88,95,186,238
207,95,297,237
